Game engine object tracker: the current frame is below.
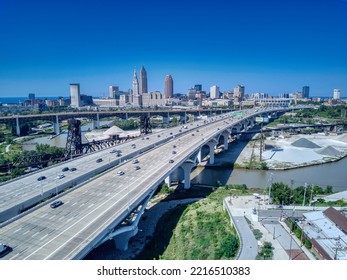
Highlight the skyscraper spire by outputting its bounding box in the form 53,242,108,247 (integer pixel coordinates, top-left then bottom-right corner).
132,69,139,96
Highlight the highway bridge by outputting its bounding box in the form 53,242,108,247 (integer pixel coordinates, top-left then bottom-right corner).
0,106,308,259
0,108,232,136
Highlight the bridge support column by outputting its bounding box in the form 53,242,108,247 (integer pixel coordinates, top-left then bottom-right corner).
92,114,100,129
207,139,218,165
197,149,202,163
221,131,230,151
113,227,138,251
165,174,172,188
53,115,60,135
15,117,20,136
181,161,196,189
162,117,169,124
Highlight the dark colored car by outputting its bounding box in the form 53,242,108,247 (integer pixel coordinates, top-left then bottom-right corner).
96,158,103,163
70,167,77,172
62,167,69,172
169,160,174,163
50,200,63,208
37,176,46,181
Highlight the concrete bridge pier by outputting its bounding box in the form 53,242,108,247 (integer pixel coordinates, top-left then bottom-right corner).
53,115,60,135
181,160,196,189
113,227,138,251
165,174,172,188
221,131,230,151
15,116,20,136
206,139,218,165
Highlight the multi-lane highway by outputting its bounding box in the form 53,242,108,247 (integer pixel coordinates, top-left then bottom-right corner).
0,114,224,222
0,107,298,259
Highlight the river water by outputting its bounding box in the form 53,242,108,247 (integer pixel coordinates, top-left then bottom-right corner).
191,149,347,192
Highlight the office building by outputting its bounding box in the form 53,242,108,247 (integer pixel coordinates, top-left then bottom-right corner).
164,74,173,99
302,86,310,99
194,84,202,91
210,85,220,99
140,66,148,95
333,89,341,100
187,88,197,100
233,85,245,102
132,70,141,106
70,83,81,108
109,86,119,99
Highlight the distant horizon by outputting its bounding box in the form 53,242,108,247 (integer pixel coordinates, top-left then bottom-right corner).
0,0,346,97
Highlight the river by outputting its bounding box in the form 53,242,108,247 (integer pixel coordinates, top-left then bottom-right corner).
191,148,347,192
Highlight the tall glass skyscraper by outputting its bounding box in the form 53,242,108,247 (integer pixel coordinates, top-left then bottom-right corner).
140,66,148,95
302,86,310,99
164,75,173,98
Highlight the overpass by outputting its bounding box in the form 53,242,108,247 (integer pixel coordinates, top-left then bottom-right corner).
0,107,309,259
0,108,232,136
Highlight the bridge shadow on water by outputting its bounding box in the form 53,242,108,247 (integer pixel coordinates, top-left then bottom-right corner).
191,136,254,187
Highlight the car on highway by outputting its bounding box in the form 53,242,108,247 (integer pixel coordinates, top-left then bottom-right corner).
132,159,139,164
56,174,65,179
131,144,136,148
70,167,77,172
172,151,177,154
37,176,46,181
0,243,11,256
62,167,69,172
134,165,140,170
96,158,103,163
169,159,174,163
50,200,63,208
173,145,176,148
109,149,117,153
117,171,125,176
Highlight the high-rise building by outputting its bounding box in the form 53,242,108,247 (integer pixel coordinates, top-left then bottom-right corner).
210,85,220,99
333,89,341,100
187,88,197,100
233,85,245,102
132,70,141,106
109,86,119,99
194,84,202,91
302,86,310,99
140,66,148,95
70,83,81,108
132,70,139,96
164,74,173,99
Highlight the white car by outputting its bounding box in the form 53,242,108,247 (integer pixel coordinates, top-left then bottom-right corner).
117,171,125,176
57,174,65,179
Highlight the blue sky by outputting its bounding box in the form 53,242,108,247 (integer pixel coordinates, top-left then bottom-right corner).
0,0,346,97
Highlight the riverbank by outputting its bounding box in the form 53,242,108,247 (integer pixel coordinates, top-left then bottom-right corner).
210,132,347,171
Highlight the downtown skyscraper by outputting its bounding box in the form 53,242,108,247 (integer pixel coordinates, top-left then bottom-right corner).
139,66,148,95
164,74,173,99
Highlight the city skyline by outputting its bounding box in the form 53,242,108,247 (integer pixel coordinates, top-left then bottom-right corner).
0,0,346,97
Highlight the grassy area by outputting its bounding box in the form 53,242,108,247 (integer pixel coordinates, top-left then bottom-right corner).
137,186,240,260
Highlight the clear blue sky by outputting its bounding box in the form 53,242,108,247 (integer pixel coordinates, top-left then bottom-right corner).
0,0,346,97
